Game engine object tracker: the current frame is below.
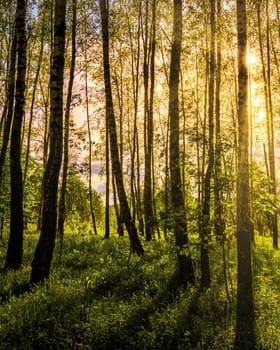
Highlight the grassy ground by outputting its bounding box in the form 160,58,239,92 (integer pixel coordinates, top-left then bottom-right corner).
0,232,279,349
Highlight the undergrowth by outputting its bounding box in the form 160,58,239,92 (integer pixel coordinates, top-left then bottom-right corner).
0,233,279,349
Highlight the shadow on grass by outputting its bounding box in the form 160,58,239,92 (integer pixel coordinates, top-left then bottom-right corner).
0,267,31,304
89,267,202,349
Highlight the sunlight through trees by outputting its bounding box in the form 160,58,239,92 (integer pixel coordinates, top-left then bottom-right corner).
1,0,280,348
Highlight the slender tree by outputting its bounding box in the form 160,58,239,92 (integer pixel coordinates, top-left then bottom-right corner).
214,0,230,302
83,16,98,236
23,5,46,185
58,0,77,257
169,0,194,286
256,0,278,248
265,0,278,248
200,0,215,289
127,2,143,236
143,0,156,241
214,0,224,241
36,0,53,231
104,102,110,238
5,0,27,270
30,0,66,284
234,0,254,348
0,31,16,182
99,0,144,255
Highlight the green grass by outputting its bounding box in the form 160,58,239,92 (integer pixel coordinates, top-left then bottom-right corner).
0,232,279,349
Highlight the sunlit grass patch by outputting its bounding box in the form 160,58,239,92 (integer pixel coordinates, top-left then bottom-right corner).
0,233,279,349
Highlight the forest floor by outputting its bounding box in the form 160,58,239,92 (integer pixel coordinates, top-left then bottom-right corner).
0,231,279,349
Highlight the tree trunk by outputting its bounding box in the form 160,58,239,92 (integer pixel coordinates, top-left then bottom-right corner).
30,0,66,284
99,0,144,255
111,38,124,236
104,103,110,239
112,173,124,237
36,77,50,232
265,0,278,248
0,31,16,182
214,0,224,242
36,0,52,232
200,0,215,289
23,6,46,185
58,0,77,258
234,0,255,348
143,0,156,242
5,0,27,270
84,23,98,236
169,0,194,286
257,1,278,247
164,121,169,241
127,3,143,236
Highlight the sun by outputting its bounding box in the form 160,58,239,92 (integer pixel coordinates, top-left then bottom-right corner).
247,48,258,67
247,53,257,66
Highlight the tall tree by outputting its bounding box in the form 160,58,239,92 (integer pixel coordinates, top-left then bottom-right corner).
256,0,278,248
84,21,98,236
23,4,46,185
58,0,77,257
104,99,110,239
99,0,144,255
214,0,224,241
5,0,27,270
127,2,143,236
143,0,156,241
30,0,66,284
234,0,254,348
36,0,53,232
200,0,215,289
265,0,278,248
169,0,194,286
0,31,16,182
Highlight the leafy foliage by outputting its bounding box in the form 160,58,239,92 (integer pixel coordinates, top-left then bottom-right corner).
64,168,103,234
21,159,103,233
251,163,279,236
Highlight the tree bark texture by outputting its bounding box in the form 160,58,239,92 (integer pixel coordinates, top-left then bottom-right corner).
214,0,225,241
0,31,16,182
144,0,156,242
200,0,215,289
58,0,77,257
31,0,66,284
257,2,278,248
169,0,194,286
5,0,27,270
235,0,255,348
99,0,144,255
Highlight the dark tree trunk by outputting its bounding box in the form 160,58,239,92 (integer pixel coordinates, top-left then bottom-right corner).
58,0,77,258
234,0,255,348
0,31,16,182
169,0,194,286
30,0,66,284
112,174,124,237
5,0,27,270
143,0,156,242
99,0,144,255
